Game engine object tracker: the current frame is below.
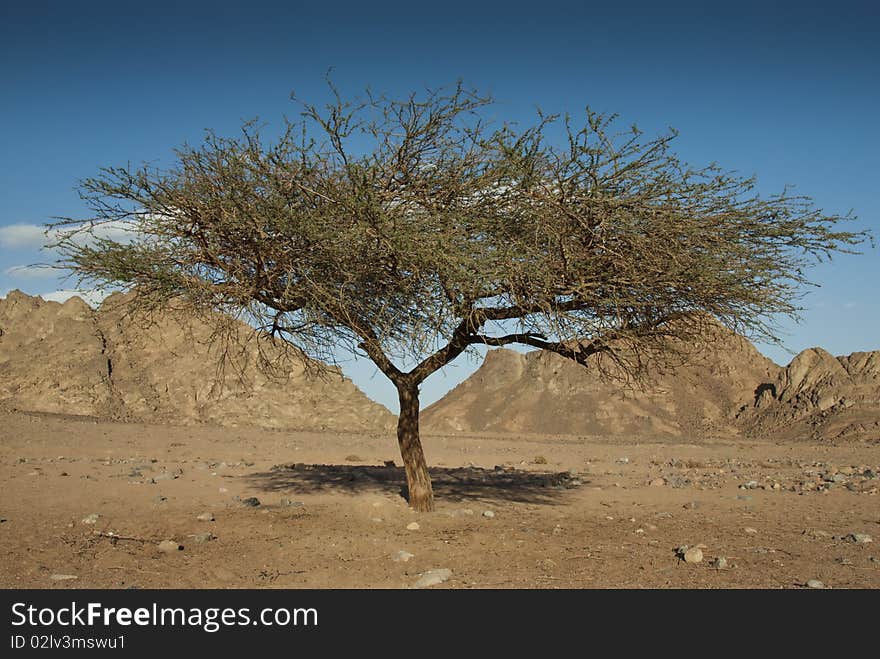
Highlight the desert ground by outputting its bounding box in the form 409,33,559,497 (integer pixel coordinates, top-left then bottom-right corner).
1,410,877,589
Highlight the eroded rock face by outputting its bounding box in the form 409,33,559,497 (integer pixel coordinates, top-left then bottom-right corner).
740,347,880,441
423,324,880,442
422,323,781,438
0,291,394,432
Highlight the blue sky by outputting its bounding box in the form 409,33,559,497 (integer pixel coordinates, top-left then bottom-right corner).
1,1,877,412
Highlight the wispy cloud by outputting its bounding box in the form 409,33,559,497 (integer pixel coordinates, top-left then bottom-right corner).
0,221,140,251
3,264,59,280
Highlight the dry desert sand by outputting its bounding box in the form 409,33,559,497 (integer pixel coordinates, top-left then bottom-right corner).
0,292,878,589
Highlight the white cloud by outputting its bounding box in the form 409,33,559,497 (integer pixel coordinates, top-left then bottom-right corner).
40,288,112,308
3,264,59,280
0,221,141,252
0,224,50,249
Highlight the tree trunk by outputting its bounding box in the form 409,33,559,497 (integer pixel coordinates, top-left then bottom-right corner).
396,383,434,512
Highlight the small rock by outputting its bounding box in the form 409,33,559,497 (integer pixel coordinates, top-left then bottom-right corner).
740,480,759,490
196,512,215,522
191,532,214,544
344,455,363,462
460,508,474,516
153,496,168,504
158,540,183,554
683,547,703,563
806,579,825,589
413,568,452,588
649,478,666,487
846,533,873,544
406,522,420,531
744,527,758,534
50,574,78,581
393,550,414,563
710,557,728,570
533,455,548,465
81,513,100,525
683,501,700,510
616,457,630,464
482,510,495,519
281,499,304,507
240,497,261,507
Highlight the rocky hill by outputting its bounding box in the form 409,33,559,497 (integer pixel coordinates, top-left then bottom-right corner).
0,290,395,432
739,348,880,441
423,325,880,442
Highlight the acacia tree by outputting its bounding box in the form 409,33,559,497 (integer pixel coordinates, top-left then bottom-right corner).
54,83,865,511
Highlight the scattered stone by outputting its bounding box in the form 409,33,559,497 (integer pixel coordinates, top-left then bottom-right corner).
158,540,183,554
846,533,873,544
393,550,414,563
413,568,452,588
151,471,178,483
806,579,825,589
196,512,215,522
281,499,304,507
153,496,167,504
803,529,829,538
81,513,100,525
240,497,261,507
679,546,703,563
191,532,214,544
50,574,78,581
683,501,700,510
649,478,666,487
616,457,630,464
744,527,758,534
740,480,759,490
482,510,495,519
710,557,729,570
406,522,420,531
533,455,548,465
835,557,853,565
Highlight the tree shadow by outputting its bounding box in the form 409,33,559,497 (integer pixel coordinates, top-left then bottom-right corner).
246,463,586,506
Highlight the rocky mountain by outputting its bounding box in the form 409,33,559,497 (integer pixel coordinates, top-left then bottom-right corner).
423,325,880,442
739,348,880,441
0,290,395,432
423,323,780,438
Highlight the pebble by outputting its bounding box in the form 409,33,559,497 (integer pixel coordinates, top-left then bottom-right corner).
393,550,414,563
710,557,728,570
406,522,420,531
158,540,183,554
240,497,261,507
744,527,758,534
153,496,168,504
683,502,700,510
649,478,666,487
191,532,214,544
81,513,100,525
482,510,495,519
197,512,215,522
806,579,825,589
413,568,452,588
847,533,873,544
281,499,304,507
50,574,79,581
683,547,703,563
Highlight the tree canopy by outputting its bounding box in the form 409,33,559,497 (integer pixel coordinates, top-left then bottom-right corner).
53,82,868,511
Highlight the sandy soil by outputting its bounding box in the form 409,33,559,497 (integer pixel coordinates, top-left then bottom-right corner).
1,411,878,589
